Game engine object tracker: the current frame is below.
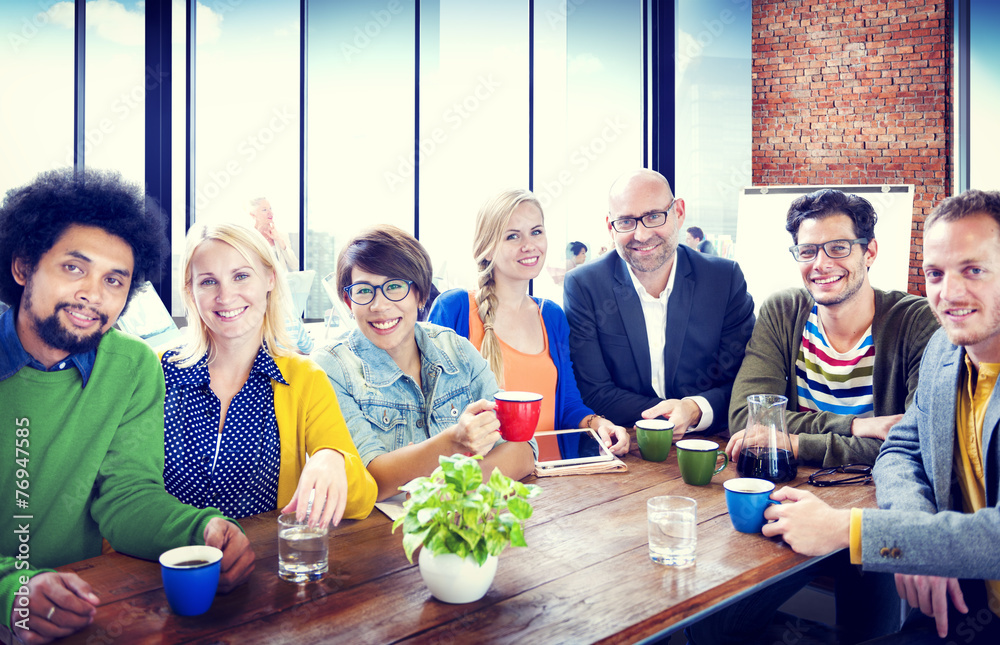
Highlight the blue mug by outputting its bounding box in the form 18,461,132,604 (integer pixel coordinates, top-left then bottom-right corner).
159,545,223,616
724,478,780,533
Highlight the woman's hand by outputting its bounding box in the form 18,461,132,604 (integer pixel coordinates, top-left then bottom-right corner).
449,399,502,456
593,419,630,456
282,449,348,528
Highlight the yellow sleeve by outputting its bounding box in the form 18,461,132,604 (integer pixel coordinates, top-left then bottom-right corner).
849,507,863,565
273,356,378,520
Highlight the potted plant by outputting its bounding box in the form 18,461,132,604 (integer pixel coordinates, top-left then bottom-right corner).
392,454,542,603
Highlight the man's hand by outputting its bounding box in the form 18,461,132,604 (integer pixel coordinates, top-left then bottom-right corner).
640,398,702,440
761,487,851,555
726,431,799,461
592,419,630,456
203,518,255,593
851,414,903,441
450,399,502,456
895,574,967,638
11,572,99,645
282,449,348,528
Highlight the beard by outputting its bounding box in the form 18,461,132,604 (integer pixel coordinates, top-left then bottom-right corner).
806,272,865,307
617,230,677,274
23,285,109,355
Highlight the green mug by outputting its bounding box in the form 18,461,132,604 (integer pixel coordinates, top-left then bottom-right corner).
676,439,728,485
635,419,674,462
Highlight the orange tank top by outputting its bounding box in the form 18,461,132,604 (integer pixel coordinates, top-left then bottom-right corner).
467,291,560,461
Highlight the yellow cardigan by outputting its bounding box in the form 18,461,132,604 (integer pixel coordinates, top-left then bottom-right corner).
270,354,377,519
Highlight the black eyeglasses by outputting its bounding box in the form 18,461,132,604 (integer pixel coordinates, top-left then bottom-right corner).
610,199,676,233
343,279,414,306
807,463,872,487
789,238,868,262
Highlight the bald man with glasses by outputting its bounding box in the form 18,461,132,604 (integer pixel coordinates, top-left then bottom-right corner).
563,169,755,438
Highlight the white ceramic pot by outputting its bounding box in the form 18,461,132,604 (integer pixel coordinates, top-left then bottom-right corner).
417,548,498,604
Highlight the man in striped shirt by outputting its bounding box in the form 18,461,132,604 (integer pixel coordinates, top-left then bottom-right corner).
727,188,938,467
688,189,939,645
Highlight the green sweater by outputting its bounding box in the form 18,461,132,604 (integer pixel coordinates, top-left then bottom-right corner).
729,288,939,466
1,330,226,630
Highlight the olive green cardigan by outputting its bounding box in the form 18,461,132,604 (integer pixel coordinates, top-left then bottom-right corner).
729,288,939,466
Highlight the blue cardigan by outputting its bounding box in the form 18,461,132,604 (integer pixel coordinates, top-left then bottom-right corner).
428,288,594,458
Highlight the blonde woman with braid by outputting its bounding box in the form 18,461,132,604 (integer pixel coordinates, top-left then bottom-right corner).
429,189,629,460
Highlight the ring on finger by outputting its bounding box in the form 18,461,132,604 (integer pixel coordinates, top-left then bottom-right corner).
47,606,56,621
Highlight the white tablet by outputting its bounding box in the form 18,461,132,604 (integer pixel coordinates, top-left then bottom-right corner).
534,428,616,469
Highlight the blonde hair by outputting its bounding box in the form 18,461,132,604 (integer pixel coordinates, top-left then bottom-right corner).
170,221,295,368
471,188,543,387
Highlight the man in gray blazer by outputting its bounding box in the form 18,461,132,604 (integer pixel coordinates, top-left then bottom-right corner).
763,189,1000,643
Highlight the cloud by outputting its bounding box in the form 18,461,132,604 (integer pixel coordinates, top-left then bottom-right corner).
568,53,604,75
173,1,225,45
676,29,699,82
44,2,75,29
45,0,144,46
45,0,223,46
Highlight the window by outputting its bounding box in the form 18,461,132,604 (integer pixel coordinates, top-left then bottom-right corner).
84,0,146,189
969,0,1000,190
5,0,755,322
306,0,416,320
0,1,75,196
674,0,751,258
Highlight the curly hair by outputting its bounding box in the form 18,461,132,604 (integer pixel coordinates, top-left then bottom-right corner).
785,188,877,249
0,168,168,309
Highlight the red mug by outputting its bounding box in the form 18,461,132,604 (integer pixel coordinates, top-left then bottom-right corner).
494,392,543,442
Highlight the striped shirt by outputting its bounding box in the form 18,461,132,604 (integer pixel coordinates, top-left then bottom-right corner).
794,304,875,417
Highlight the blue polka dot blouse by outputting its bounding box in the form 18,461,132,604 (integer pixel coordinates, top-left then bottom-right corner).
162,346,286,518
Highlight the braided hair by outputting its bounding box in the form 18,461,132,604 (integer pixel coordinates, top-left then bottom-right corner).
471,188,543,387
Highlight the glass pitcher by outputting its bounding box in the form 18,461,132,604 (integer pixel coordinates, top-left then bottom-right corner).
736,394,798,483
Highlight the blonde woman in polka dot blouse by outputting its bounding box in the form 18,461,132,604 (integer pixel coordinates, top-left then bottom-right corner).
162,222,377,526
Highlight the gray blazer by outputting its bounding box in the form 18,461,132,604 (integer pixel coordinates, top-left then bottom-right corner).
862,328,1000,578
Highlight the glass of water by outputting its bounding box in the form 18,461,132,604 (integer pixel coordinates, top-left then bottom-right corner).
647,496,697,567
277,513,329,582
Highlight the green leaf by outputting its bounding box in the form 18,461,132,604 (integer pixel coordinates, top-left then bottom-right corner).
451,523,478,546
506,497,533,520
402,528,430,563
395,452,539,561
416,507,440,525
509,521,527,548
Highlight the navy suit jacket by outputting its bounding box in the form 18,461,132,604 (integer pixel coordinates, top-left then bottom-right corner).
563,245,755,430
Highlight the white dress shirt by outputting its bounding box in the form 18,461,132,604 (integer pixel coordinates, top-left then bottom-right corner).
625,258,713,432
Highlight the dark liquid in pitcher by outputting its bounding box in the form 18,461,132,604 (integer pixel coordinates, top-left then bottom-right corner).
736,447,797,483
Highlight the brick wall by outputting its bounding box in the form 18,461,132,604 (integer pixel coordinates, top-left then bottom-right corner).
752,1,950,295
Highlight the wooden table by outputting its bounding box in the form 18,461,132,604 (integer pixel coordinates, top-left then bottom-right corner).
58,446,876,644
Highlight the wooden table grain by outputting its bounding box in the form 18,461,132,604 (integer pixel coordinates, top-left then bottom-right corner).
58,445,876,644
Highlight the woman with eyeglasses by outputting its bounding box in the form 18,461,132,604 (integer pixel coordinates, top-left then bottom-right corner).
162,222,377,526
428,189,629,461
314,226,536,502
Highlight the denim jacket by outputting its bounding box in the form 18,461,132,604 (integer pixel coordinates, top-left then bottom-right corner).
314,323,535,466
